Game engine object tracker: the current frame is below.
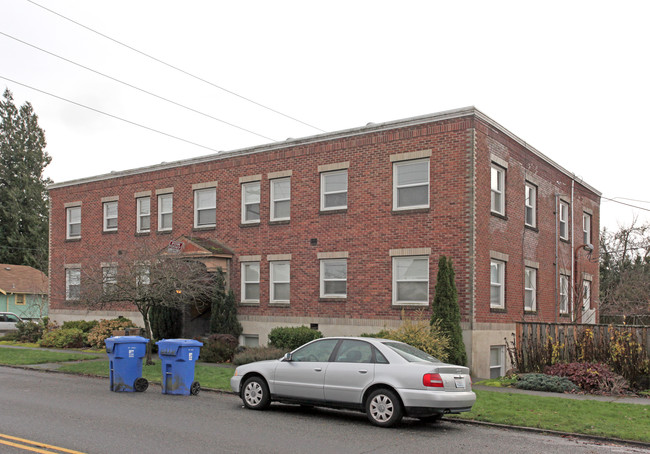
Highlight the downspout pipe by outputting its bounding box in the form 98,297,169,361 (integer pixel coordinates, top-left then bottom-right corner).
570,178,575,322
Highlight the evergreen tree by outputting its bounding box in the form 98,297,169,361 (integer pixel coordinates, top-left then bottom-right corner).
209,268,243,337
149,304,183,340
431,256,467,366
0,89,51,272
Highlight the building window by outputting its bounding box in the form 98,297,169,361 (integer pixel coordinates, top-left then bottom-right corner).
66,268,80,300
321,170,348,211
392,256,429,305
524,267,537,312
320,259,347,298
270,178,291,221
525,183,536,227
136,197,151,233
559,201,569,240
66,206,81,239
491,165,505,215
194,188,216,228
270,261,290,303
243,334,259,347
583,212,592,245
393,159,429,210
241,262,260,303
136,264,150,288
15,294,26,305
490,260,505,309
490,346,505,379
102,265,117,294
158,194,173,231
582,280,591,314
560,274,569,314
103,201,118,232
241,182,260,224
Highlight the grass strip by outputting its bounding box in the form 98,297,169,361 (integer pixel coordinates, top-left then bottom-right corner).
58,360,234,390
0,348,100,365
450,389,650,442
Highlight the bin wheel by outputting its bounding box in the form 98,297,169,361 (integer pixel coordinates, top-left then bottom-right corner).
190,381,201,396
134,377,149,393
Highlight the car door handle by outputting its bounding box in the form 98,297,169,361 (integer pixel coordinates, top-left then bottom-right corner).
358,370,368,374
314,367,322,372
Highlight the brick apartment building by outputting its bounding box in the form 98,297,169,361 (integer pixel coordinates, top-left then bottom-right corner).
47,107,600,378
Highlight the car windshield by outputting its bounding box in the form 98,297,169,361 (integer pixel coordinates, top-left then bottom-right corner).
382,342,441,363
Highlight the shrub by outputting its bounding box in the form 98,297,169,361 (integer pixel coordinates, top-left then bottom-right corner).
86,317,136,349
360,330,390,338
0,331,20,341
233,346,287,366
39,328,86,349
15,320,44,343
268,326,322,351
62,320,99,333
545,362,630,395
149,305,183,340
515,373,579,393
201,334,239,363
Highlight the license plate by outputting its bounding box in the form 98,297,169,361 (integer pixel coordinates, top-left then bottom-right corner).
455,379,465,389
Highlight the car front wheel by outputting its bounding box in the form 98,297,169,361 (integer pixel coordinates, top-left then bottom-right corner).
365,388,403,427
242,377,271,410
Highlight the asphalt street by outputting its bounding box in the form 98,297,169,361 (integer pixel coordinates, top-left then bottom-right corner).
0,366,647,454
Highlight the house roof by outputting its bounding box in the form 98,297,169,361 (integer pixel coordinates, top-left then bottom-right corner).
158,236,234,258
47,106,601,196
0,264,48,295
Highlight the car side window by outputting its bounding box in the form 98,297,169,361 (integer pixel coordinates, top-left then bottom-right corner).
292,339,339,362
374,348,389,364
6,315,18,322
334,340,373,363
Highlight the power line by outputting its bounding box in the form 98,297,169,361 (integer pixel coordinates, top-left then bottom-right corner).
601,196,650,212
25,0,327,133
1,31,276,142
0,75,223,153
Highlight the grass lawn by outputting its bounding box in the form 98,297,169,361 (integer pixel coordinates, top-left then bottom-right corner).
58,360,235,391
0,348,100,365
450,389,650,442
0,341,41,348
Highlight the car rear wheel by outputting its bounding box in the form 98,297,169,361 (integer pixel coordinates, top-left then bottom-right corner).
242,377,271,410
366,388,403,427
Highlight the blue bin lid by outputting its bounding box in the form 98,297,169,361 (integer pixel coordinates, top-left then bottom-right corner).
156,338,203,356
106,336,150,344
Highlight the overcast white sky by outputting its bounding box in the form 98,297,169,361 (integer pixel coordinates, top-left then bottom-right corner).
2,0,649,231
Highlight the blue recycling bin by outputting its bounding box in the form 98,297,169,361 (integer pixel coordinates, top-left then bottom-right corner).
105,336,150,392
156,339,203,396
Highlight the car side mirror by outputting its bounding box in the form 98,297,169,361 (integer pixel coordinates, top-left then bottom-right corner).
282,352,292,362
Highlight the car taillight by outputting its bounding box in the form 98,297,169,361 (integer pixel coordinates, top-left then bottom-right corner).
423,373,444,387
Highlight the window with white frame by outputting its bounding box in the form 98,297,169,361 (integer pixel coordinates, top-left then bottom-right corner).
103,201,118,232
321,170,348,211
194,188,217,228
136,197,150,233
158,193,173,231
490,346,505,379
491,165,505,215
525,183,536,227
559,201,569,240
102,265,117,294
270,178,291,221
320,259,347,298
582,280,591,313
583,212,592,245
270,261,290,303
490,260,505,309
65,268,80,300
393,159,429,210
66,206,81,239
136,264,150,288
392,256,429,305
560,274,569,314
241,182,260,224
241,262,260,302
524,267,537,311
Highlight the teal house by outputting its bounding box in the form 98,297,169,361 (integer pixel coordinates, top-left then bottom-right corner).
0,264,48,320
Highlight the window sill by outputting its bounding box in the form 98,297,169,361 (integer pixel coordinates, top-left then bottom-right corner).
524,310,537,315
193,226,216,232
490,307,507,313
240,222,261,228
560,237,570,244
102,230,118,235
319,209,347,215
65,238,81,243
491,212,508,221
391,208,430,215
559,313,570,318
135,232,151,237
157,230,173,235
524,224,539,233
391,302,429,308
269,220,290,226
319,297,346,302
269,302,290,308
239,302,260,307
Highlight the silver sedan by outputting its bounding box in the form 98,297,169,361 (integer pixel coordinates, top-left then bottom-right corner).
231,337,476,427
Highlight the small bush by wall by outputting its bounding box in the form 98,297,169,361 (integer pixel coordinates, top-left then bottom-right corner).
268,326,322,351
86,317,136,349
201,334,239,363
39,328,85,349
233,346,287,366
515,373,579,393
